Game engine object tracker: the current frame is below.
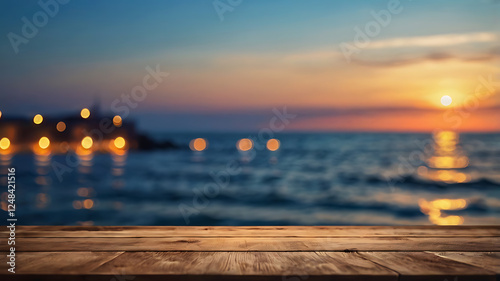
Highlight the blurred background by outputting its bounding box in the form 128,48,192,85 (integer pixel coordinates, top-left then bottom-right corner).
0,0,499,225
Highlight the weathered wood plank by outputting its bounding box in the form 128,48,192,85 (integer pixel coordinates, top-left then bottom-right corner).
6,237,500,252
0,252,123,274
0,251,398,280
0,275,396,281
358,251,496,281
8,226,500,238
1,227,498,280
429,252,500,274
91,251,398,280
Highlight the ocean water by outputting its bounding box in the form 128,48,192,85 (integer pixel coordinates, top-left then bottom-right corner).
2,132,500,226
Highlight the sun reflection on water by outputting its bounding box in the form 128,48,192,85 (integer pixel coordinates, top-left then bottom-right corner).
417,131,472,225
418,131,470,184
419,198,467,225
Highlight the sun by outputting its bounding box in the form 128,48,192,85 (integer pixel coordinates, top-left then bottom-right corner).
441,95,452,106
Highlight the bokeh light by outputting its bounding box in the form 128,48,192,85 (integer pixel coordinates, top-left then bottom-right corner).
81,136,93,149
237,138,253,151
77,187,90,197
266,139,280,151
83,199,94,209
190,138,207,151
39,137,50,149
80,108,90,119
441,95,452,106
33,114,43,124
0,138,10,150
114,137,126,149
113,115,122,127
56,121,66,132
0,110,2,118
72,200,82,210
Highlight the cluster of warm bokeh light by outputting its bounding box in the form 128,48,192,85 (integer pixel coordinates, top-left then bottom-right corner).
73,187,95,210
0,135,279,154
0,135,128,155
0,109,130,180
188,138,281,152
418,130,470,184
419,198,467,225
73,198,94,210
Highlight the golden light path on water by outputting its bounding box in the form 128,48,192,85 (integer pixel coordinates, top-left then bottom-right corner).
419,198,467,225
417,130,471,225
418,131,470,184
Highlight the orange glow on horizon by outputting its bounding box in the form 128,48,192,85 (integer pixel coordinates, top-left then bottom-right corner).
287,109,500,133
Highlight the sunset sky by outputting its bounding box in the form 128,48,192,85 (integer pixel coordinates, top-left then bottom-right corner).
0,0,499,132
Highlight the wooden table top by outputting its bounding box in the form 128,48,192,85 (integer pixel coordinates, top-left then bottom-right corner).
1,226,499,281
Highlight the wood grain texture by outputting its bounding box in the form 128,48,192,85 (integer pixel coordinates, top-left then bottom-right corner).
429,252,500,273
1,226,499,281
0,251,123,274
358,251,496,281
92,251,399,280
6,236,499,252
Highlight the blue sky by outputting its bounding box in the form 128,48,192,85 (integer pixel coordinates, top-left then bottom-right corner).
0,0,499,132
